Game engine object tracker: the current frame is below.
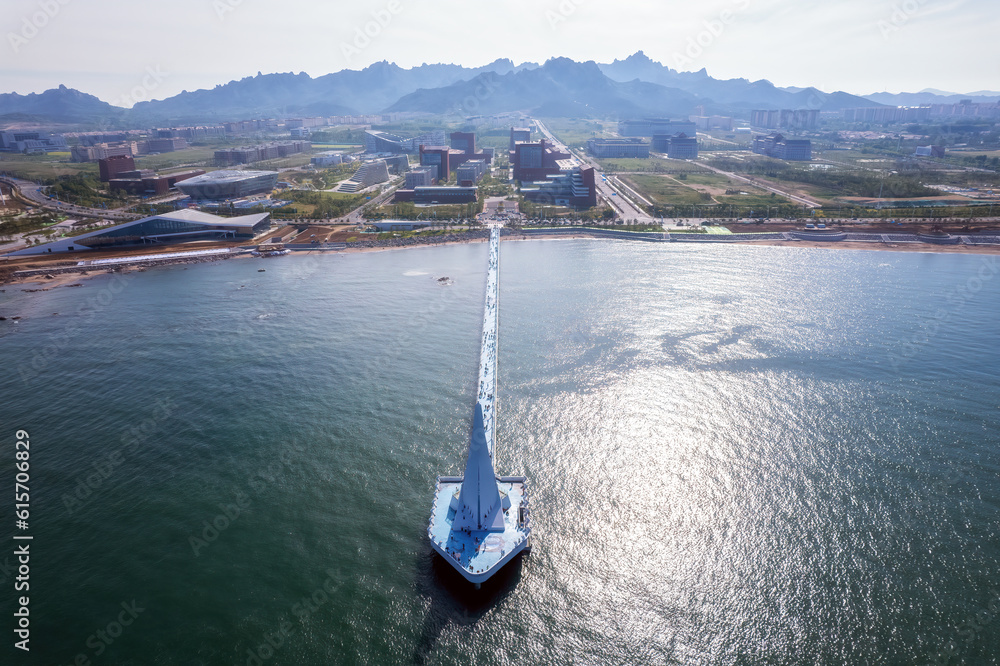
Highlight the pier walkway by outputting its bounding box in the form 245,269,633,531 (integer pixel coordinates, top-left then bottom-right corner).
428,225,531,586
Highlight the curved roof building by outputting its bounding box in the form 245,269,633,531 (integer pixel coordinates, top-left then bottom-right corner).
8,209,271,255
174,170,279,200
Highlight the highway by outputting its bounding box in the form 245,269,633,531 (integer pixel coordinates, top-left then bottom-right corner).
0,175,140,221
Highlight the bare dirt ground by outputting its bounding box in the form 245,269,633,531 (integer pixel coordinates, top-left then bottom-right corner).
288,225,341,244
327,225,369,242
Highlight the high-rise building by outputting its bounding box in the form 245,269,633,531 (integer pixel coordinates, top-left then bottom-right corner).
509,127,532,150
450,132,476,154
98,155,136,182
419,146,451,182
510,139,571,182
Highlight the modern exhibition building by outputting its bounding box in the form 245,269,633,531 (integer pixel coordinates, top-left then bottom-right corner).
8,209,272,255
174,170,279,200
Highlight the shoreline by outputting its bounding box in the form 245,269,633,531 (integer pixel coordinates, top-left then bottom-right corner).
713,238,1000,255
4,231,999,291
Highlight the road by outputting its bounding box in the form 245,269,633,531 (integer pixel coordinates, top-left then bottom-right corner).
0,176,140,221
531,120,820,218
696,131,741,147
340,178,402,224
531,119,654,223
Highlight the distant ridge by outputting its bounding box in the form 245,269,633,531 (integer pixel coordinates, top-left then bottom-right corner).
4,53,993,126
863,90,1000,106
387,57,700,116
0,85,122,124
595,51,878,113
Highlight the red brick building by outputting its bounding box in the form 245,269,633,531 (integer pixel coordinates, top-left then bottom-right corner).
98,155,136,182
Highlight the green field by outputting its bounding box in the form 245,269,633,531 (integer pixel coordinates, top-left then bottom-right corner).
0,153,97,180
371,202,480,221
280,190,365,218
598,157,712,175
597,157,667,173
134,147,218,171
714,191,789,208
680,173,730,186
540,118,616,150
253,154,312,170
622,174,708,206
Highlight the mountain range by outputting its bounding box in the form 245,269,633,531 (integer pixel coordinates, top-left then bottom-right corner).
0,85,126,125
864,89,1000,106
0,52,996,128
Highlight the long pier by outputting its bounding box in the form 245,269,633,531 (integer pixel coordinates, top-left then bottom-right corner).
428,226,531,586
477,226,500,456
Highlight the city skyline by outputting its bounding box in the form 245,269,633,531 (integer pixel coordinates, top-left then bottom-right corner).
2,0,997,106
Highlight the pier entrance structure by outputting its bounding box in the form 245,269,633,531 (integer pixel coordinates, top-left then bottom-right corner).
428,226,531,585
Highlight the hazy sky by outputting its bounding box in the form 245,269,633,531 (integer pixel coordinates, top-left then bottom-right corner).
2,0,996,105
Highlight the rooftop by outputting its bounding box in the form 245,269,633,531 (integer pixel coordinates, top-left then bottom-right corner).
179,170,278,185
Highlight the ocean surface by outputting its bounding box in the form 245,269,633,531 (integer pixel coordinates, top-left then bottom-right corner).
1,239,998,665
